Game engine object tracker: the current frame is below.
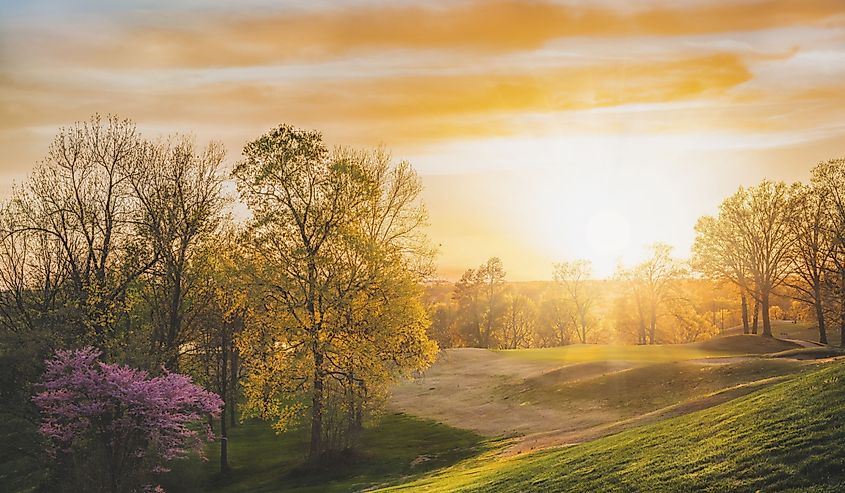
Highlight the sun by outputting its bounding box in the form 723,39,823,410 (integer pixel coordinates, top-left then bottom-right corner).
587,210,631,256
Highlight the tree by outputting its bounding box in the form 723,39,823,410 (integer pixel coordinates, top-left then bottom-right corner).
786,183,835,344
501,293,535,349
811,158,845,348
722,181,797,338
33,347,222,493
180,229,249,473
453,268,482,346
428,302,460,348
477,257,506,348
553,260,595,344
614,263,650,345
7,115,157,353
663,296,719,343
453,258,506,348
639,244,685,344
126,137,227,370
535,293,574,347
692,211,753,334
233,126,436,461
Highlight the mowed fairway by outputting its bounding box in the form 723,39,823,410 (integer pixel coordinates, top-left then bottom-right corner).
390,336,812,448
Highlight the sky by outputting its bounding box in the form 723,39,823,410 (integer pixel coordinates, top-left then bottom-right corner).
1,1,845,280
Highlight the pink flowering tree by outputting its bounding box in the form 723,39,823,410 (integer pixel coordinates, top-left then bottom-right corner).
33,347,223,493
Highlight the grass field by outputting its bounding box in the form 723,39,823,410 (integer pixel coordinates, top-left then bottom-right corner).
383,360,845,492
161,413,488,493
509,358,807,418
391,336,807,441
497,335,799,364
723,320,841,346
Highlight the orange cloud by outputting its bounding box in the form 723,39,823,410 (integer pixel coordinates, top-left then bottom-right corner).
0,53,751,139
78,0,845,68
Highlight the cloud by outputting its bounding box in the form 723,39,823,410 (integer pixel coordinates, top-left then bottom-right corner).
0,52,752,140
61,0,845,68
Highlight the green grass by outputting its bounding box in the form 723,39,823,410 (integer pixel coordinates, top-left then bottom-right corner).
162,413,488,493
508,359,806,418
382,360,845,492
496,335,797,364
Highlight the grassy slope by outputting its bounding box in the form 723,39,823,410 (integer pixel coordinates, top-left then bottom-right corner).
510,358,806,418
497,335,798,364
384,360,845,492
162,413,487,493
723,320,840,346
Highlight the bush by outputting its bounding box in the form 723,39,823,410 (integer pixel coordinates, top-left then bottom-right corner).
33,347,222,492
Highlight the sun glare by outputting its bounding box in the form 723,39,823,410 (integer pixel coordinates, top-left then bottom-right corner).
587,210,631,255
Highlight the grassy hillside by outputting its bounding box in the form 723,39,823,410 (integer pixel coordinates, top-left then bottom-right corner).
509,358,805,418
497,335,798,364
162,413,487,493
383,360,845,492
392,336,805,439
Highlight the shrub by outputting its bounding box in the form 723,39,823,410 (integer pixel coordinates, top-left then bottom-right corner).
33,347,222,492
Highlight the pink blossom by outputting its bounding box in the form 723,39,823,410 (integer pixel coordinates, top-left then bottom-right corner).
33,347,223,490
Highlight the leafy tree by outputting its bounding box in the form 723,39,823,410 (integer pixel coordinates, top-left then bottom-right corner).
233,126,435,461
453,258,506,348
180,229,249,473
637,244,685,344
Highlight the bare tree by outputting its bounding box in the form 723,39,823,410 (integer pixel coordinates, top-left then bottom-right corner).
125,137,227,369
8,115,156,350
811,158,845,347
501,293,535,349
692,210,753,334
553,260,595,344
786,183,835,344
637,244,685,344
722,181,797,338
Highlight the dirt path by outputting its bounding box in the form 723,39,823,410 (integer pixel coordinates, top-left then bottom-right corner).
505,375,792,455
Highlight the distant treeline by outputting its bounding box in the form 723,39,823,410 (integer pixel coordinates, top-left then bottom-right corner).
422,254,801,350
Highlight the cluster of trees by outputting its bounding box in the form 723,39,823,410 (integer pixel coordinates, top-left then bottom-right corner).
428,247,720,349
0,116,436,490
693,164,845,346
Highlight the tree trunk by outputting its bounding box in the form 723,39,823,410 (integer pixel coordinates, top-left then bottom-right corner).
761,292,773,338
220,408,229,473
814,285,828,345
752,299,759,334
840,270,845,349
309,348,324,463
649,305,657,345
220,330,230,473
637,307,646,345
229,348,239,428
740,292,750,334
